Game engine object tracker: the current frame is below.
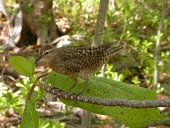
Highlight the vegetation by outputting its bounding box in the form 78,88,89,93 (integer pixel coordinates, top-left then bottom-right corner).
0,0,170,127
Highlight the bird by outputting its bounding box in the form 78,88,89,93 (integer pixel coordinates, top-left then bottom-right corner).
35,43,124,94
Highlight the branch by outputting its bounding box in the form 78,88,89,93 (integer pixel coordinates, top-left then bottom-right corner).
93,0,109,46
91,0,109,126
0,0,9,19
3,10,22,49
38,83,170,108
153,0,166,90
27,73,48,100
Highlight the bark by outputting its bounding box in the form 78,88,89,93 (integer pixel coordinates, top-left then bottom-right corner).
0,0,9,19
39,83,170,108
80,110,92,128
3,10,22,48
80,0,109,128
153,0,166,90
93,0,109,46
17,0,58,46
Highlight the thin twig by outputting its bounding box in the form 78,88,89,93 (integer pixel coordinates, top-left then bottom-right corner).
27,73,48,100
153,0,166,90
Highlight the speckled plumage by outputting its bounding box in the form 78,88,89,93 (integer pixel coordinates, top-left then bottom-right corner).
38,44,123,80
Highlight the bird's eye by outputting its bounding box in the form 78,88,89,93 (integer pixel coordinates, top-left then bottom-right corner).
44,52,48,55
42,49,52,56
42,51,49,56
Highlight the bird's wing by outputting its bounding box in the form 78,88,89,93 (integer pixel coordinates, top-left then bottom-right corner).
58,44,111,59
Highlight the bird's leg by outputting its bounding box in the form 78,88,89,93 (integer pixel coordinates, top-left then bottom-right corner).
67,78,77,93
72,79,89,106
66,77,89,95
77,78,89,95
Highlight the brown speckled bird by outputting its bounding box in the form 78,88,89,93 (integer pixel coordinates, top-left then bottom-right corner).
35,44,123,94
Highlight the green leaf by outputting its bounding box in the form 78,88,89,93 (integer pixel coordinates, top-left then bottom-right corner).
20,99,39,128
9,56,35,78
48,72,160,128
29,57,36,78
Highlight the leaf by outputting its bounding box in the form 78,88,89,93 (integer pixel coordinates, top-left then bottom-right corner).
29,56,36,77
9,56,35,78
48,72,160,128
20,99,39,128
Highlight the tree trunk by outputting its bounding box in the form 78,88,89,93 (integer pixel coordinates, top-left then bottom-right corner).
17,0,58,47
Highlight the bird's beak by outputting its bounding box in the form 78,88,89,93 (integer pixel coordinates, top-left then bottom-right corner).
35,56,42,64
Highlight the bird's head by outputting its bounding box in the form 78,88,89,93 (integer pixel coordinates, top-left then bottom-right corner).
35,45,53,64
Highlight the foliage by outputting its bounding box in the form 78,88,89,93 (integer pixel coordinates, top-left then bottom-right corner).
9,56,160,127
4,0,18,15
0,82,25,114
3,0,170,127
38,118,65,128
9,56,35,80
48,72,159,128
97,64,125,81
53,0,170,92
20,100,39,128
53,0,99,36
8,56,43,127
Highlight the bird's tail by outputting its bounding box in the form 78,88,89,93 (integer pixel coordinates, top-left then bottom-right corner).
106,44,124,56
